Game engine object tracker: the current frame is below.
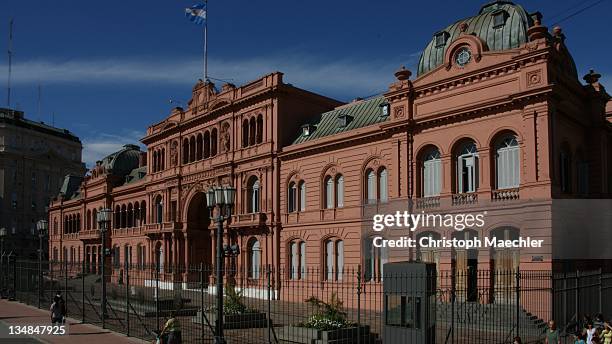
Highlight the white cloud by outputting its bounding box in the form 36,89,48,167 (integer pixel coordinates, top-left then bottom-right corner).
2,52,422,98
82,130,145,168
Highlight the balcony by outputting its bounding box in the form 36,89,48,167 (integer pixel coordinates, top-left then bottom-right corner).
112,226,144,237
452,193,478,206
143,222,183,234
492,188,520,201
79,229,100,240
415,196,441,209
231,212,267,228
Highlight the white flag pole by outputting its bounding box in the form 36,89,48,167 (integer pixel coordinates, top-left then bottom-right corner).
7,18,14,108
204,0,208,81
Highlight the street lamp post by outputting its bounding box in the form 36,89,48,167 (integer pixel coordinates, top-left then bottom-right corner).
205,186,236,344
96,208,112,329
0,227,6,297
36,220,48,309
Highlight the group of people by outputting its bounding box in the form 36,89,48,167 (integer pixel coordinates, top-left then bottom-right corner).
576,314,612,344
509,317,612,344
540,317,612,344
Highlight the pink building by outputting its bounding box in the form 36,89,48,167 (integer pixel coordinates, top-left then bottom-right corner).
49,1,612,297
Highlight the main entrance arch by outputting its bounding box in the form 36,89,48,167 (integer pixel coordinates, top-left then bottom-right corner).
186,192,212,266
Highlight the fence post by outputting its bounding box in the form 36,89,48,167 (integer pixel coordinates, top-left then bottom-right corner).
200,263,205,340
451,272,455,344
267,265,272,344
599,268,603,314
575,270,580,333
126,262,130,337
65,260,68,318
82,260,85,323
357,265,362,344
38,258,42,309
516,269,520,340
12,256,16,301
155,259,160,332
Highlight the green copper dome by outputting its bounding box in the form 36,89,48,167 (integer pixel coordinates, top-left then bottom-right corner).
417,1,534,76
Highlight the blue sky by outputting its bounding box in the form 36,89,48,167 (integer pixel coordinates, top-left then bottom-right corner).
1,0,610,167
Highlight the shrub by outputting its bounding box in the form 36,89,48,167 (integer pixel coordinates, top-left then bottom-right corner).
299,293,353,330
223,284,256,315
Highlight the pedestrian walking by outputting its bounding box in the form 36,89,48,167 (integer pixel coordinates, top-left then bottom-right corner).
588,323,598,344
601,322,612,344
159,311,182,344
546,320,561,344
50,295,63,325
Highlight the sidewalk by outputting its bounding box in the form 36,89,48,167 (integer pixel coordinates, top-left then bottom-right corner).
0,299,148,344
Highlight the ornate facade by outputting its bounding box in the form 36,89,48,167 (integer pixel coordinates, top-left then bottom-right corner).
48,1,612,294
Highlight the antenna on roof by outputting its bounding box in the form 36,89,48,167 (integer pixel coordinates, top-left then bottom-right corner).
6,18,14,108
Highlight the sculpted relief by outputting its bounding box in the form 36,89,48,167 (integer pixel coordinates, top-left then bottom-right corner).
170,140,179,167
220,122,231,152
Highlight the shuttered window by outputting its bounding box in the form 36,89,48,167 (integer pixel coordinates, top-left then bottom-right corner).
367,170,376,203
336,175,344,208
325,177,333,209
496,135,520,189
379,168,388,202
299,182,306,211
423,148,441,196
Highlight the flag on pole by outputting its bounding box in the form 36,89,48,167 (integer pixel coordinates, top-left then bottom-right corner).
185,3,207,25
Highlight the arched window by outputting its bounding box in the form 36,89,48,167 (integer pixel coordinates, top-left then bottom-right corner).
121,204,127,228
242,119,249,148
248,238,261,279
249,117,256,146
161,148,165,170
379,168,388,202
364,238,387,282
53,218,58,235
422,147,442,197
189,136,196,162
196,133,203,160
560,146,571,193
203,131,210,158
114,205,120,229
335,175,344,208
299,181,306,212
92,209,97,229
127,203,133,228
324,238,344,281
366,169,376,204
495,134,520,189
256,114,263,143
456,140,479,193
211,128,218,156
153,151,158,172
416,231,441,270
76,214,81,232
247,177,260,213
289,240,306,280
182,138,189,164
86,210,91,230
288,182,297,213
324,176,333,209
155,196,163,224
140,201,147,225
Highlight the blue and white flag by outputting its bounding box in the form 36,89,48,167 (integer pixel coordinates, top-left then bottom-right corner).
185,3,207,25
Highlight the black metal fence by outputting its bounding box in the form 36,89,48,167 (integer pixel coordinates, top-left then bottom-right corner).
1,257,611,344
